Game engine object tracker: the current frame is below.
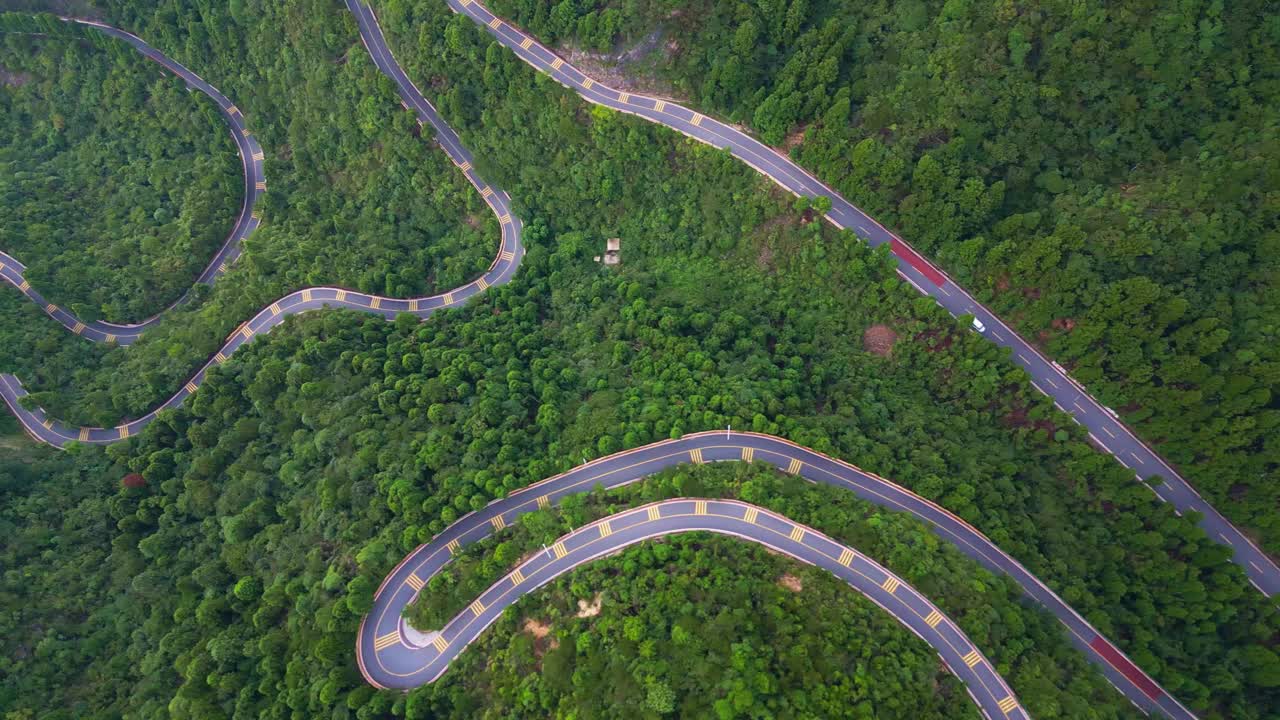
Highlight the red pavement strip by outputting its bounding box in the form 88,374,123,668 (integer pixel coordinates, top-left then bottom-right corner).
891,238,947,287
1089,635,1165,701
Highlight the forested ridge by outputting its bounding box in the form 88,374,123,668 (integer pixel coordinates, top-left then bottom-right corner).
0,18,239,321
2,1,1279,718
473,0,1280,554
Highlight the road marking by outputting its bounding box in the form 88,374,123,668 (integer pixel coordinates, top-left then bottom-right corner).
459,160,472,172
691,113,703,127
1017,353,1030,364
519,37,532,50
647,506,661,521
937,285,951,296
432,635,449,653
741,447,753,463
510,568,525,584
991,330,1004,340
962,650,982,667
654,100,666,112
301,289,312,302
618,92,630,104
443,292,455,305
370,296,381,310
856,225,869,235
551,541,567,559
17,280,30,292
500,250,515,261
1252,561,1264,572
881,576,900,594
481,186,494,198
117,425,130,439
72,322,85,335
487,17,501,29
998,696,1018,714
743,507,758,524
373,632,400,651
79,428,89,442
241,128,250,136
447,539,461,555
409,298,420,311
786,458,803,474
44,303,56,314
582,78,594,90
214,351,227,363
490,514,506,530
1088,432,1113,455
550,58,563,70
239,325,253,341
270,302,281,316
106,334,116,343
255,181,266,190
499,213,511,224
185,382,198,393
1030,381,1045,395
218,263,228,273
536,494,550,509
226,104,239,115
252,151,264,160
1219,533,1232,545
689,448,704,464
789,526,805,542
598,520,612,537
336,289,347,302
405,573,424,592
41,419,53,430
476,277,490,290
1044,376,1058,388
1102,426,1116,438
925,610,943,628
838,548,854,567
694,500,707,515
469,599,485,616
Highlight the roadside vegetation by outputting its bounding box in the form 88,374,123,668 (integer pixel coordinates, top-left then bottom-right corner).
473,0,1280,558
1,1,1278,719
0,17,239,321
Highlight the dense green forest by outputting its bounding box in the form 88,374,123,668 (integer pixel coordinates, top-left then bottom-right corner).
0,21,239,321
2,1,1279,718
474,0,1280,555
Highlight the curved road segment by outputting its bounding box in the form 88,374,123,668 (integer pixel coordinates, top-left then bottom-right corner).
436,0,1280,594
0,18,265,344
0,10,526,445
362,497,1030,720
361,432,1196,719
2,3,1274,597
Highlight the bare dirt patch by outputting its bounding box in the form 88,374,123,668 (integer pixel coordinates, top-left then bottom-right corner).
863,324,898,357
464,213,483,229
782,124,808,151
523,618,551,639
778,574,803,593
1051,318,1077,332
576,593,603,618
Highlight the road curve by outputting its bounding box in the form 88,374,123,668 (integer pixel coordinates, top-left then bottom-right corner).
358,431,1195,719
0,10,525,446
360,497,1030,719
0,17,265,344
436,0,1280,595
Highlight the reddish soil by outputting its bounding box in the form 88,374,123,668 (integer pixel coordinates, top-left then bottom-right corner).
863,324,898,357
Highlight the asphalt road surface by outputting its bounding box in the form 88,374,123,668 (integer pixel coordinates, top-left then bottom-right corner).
359,431,1196,720
361,496,1031,720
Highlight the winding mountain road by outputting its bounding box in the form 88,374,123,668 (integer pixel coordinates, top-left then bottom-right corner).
360,431,1195,719
362,496,1030,719
0,18,265,344
434,0,1280,595
3,2,1274,597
